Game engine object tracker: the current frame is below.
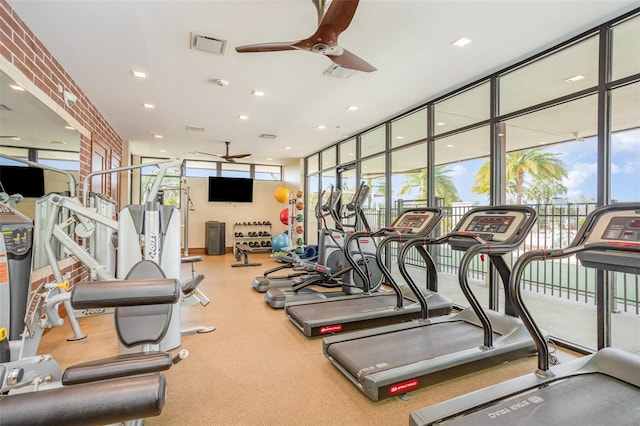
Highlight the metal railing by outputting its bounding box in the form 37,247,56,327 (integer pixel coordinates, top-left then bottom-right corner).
363,201,639,314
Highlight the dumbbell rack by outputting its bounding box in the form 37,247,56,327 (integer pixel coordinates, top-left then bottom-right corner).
233,221,272,255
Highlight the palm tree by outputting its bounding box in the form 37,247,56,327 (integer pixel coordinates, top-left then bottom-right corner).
471,149,567,204
397,166,461,206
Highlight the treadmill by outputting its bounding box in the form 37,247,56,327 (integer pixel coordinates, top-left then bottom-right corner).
251,186,343,293
265,183,384,309
409,202,640,425
285,207,453,337
323,205,544,401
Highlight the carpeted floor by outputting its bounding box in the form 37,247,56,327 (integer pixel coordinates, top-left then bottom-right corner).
38,252,580,425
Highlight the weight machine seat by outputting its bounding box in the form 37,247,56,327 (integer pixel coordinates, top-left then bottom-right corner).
62,351,173,385
0,373,167,426
181,273,205,295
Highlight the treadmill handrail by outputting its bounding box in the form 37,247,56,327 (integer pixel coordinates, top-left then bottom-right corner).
397,205,538,347
371,208,444,309
510,241,640,375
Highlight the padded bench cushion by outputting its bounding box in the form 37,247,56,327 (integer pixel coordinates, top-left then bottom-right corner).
0,373,167,426
70,278,180,309
62,351,173,385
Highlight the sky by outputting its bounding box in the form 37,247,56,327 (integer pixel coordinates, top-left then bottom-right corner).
429,128,640,205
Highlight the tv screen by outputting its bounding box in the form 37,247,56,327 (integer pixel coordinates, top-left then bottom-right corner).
0,165,45,198
208,177,253,203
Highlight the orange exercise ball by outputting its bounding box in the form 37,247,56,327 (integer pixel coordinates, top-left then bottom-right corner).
296,201,304,211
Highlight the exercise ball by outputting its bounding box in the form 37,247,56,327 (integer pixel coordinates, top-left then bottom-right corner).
296,201,304,211
279,208,289,225
274,187,290,203
296,237,304,246
271,233,289,252
295,225,304,235
296,190,303,199
296,213,304,223
295,246,304,255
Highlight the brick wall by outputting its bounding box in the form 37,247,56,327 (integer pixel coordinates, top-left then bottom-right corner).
0,0,123,188
1,0,124,288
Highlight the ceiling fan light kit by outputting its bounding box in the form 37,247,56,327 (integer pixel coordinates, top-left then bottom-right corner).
235,0,376,73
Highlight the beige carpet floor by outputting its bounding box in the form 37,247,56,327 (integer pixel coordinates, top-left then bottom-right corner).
38,252,580,425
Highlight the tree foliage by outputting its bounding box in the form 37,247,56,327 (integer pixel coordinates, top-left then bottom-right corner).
471,149,568,204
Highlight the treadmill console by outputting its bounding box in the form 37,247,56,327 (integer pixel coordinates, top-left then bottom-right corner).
576,209,640,274
449,209,528,251
391,210,439,236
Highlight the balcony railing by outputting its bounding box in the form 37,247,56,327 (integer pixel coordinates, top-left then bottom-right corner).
362,201,639,315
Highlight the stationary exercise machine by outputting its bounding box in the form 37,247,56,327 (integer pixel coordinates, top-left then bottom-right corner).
285,207,453,336
409,202,640,425
265,182,384,308
323,205,544,401
252,185,345,292
0,260,188,425
0,201,40,361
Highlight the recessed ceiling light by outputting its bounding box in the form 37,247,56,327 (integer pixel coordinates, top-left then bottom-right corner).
153,134,163,139
285,147,292,150
267,157,273,161
436,122,446,126
346,105,358,111
348,153,355,156
11,137,21,141
160,149,167,153
238,115,248,120
252,90,265,96
446,144,453,148
396,136,404,140
316,125,326,130
451,37,471,47
143,103,155,109
64,125,75,130
132,70,147,79
9,84,24,91
563,75,585,83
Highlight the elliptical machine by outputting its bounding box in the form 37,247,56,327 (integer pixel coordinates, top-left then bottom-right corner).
252,185,348,292
265,182,383,309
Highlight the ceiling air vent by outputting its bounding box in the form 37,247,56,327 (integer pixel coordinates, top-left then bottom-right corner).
259,133,277,140
185,125,205,133
323,64,356,79
190,33,226,55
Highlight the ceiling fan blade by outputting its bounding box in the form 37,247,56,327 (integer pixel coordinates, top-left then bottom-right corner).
319,0,359,37
236,41,299,53
226,154,251,159
191,151,225,158
328,48,376,72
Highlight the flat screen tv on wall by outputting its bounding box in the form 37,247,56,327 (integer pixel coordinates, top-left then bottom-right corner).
208,176,253,203
0,165,45,198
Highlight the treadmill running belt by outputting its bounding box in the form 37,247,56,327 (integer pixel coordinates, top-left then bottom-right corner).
328,321,496,382
287,294,413,321
441,373,639,425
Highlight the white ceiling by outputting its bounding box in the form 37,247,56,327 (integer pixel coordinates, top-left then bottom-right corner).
6,0,639,166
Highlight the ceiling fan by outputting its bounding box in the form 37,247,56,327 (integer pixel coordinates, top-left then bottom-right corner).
192,141,251,163
235,0,376,73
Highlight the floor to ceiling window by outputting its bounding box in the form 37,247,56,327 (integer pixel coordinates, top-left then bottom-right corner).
303,8,640,353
